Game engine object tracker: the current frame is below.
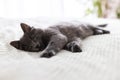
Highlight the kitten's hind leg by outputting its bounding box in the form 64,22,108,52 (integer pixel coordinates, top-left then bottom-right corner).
64,38,82,52
102,30,110,34
93,28,110,35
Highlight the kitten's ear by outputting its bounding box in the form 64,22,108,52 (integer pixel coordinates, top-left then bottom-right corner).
10,41,20,49
20,23,31,33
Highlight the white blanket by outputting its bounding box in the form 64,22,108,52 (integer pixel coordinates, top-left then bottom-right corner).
0,18,120,80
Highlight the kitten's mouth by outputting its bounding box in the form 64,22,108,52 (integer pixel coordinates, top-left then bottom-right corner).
29,47,45,52
38,47,45,51
23,49,41,52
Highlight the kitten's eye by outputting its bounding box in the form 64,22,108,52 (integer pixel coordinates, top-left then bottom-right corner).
35,45,40,48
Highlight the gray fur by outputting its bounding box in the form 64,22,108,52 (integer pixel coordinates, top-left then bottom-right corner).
10,22,110,58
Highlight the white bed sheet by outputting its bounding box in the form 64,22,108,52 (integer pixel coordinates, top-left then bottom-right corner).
0,18,120,80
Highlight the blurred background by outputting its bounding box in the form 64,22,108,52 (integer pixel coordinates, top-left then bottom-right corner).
0,0,119,19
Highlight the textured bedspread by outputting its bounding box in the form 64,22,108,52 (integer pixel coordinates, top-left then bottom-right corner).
0,18,120,80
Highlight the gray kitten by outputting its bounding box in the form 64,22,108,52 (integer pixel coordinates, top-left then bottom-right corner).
10,22,110,58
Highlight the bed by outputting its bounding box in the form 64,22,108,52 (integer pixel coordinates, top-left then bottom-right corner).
0,17,120,80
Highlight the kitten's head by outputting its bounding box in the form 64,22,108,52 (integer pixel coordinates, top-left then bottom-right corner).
10,23,45,52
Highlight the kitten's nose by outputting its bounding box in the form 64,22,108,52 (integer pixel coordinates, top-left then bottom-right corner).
35,44,44,51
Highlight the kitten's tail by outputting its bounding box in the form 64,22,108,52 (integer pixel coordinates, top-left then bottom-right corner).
97,24,108,27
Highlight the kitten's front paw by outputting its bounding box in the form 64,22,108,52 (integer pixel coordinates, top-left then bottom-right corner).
40,50,56,58
66,42,82,52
